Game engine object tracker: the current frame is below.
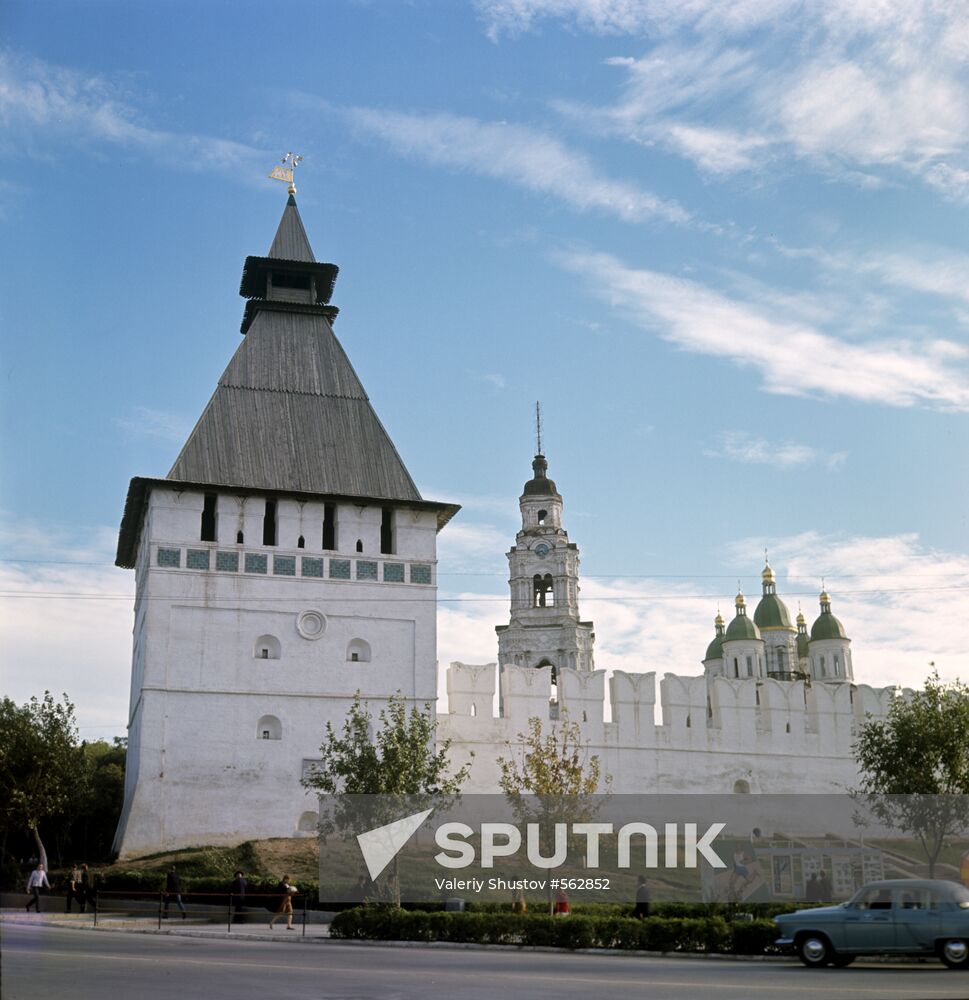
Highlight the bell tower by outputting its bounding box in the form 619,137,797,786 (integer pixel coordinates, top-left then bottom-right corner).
495,411,595,685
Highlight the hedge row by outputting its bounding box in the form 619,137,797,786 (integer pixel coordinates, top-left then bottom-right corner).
455,900,814,920
329,908,779,954
93,871,812,923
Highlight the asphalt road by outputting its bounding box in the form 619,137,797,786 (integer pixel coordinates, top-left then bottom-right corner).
4,924,969,1000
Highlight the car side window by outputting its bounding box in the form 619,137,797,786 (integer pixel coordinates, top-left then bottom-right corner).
895,887,945,911
852,887,893,910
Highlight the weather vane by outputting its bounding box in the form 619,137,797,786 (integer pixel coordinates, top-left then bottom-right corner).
268,151,303,195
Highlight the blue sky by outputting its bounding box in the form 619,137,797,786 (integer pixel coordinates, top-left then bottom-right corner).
2,0,969,738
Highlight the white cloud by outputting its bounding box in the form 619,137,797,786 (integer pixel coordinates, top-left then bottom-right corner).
0,515,133,739
476,0,801,40
481,373,507,391
438,528,969,707
439,522,511,563
3,513,963,734
114,406,193,445
745,531,969,690
492,3,969,197
777,58,966,168
707,430,846,470
346,107,689,225
558,250,969,411
772,238,969,322
0,51,265,175
664,123,768,173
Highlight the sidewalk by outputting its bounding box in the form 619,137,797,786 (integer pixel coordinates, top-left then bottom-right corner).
0,909,333,941
0,910,801,961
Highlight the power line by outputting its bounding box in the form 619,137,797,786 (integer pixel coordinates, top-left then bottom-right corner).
2,584,969,602
1,557,965,580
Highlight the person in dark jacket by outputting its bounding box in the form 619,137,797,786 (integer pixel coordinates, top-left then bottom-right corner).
78,864,93,913
230,870,247,922
633,875,651,919
164,866,187,919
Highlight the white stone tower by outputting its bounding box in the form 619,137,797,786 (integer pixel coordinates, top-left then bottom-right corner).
495,444,595,691
111,194,459,858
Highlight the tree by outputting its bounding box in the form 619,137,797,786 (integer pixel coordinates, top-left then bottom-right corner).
497,715,604,800
853,671,969,877
497,714,609,912
0,692,82,869
302,693,471,904
59,738,126,863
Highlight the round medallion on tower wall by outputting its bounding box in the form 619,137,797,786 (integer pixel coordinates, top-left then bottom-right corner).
534,542,551,558
296,609,327,640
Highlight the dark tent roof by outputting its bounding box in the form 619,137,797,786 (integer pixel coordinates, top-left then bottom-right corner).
166,304,424,500
268,193,315,261
116,195,460,567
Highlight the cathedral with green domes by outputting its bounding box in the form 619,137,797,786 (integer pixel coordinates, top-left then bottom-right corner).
703,564,852,685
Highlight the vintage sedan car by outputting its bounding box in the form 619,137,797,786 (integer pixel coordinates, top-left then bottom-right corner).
775,879,969,969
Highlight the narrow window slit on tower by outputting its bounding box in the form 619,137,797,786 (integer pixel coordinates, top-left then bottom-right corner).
380,507,394,554
263,500,277,546
297,535,305,549
356,539,363,553
236,530,244,544
201,493,217,542
322,503,336,550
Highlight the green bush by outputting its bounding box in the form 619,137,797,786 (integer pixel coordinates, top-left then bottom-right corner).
329,907,777,954
731,919,780,955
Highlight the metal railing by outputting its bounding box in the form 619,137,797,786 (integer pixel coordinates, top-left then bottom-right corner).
92,890,309,936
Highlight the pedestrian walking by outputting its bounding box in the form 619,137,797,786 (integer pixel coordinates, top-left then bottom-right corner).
163,865,187,919
633,875,651,919
230,870,247,923
269,874,296,930
25,863,50,912
66,864,82,912
78,864,93,912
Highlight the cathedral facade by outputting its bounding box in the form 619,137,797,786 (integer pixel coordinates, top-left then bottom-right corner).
113,196,894,859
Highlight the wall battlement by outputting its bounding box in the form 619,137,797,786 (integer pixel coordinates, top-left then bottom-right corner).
441,662,902,795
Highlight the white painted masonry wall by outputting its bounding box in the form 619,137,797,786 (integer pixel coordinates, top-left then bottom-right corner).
114,487,439,858
439,662,899,797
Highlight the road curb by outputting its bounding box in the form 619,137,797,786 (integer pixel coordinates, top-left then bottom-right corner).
0,914,794,961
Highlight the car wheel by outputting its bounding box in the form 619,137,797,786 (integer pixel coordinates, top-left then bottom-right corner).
796,934,832,968
831,954,855,968
940,939,969,970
